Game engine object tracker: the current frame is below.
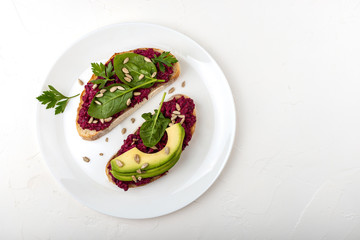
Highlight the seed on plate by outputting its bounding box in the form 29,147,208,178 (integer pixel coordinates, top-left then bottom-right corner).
105,137,109,142
92,84,98,89
144,57,151,63
138,74,144,80
99,153,104,156
123,57,129,64
110,86,118,92
116,159,123,167
126,98,131,106
88,116,93,124
132,175,137,182
134,92,141,96
83,156,90,162
164,147,170,155
124,77,132,82
117,86,125,91
181,81,186,87
122,67,129,74
96,93,103,98
93,120,98,124
122,128,127,134
125,74,133,79
100,119,104,124
95,100,102,105
78,79,84,85
151,72,157,78
104,117,112,122
141,163,149,169
168,87,175,94
134,154,140,164
131,118,135,123
176,103,181,111
172,110,180,115
136,169,142,174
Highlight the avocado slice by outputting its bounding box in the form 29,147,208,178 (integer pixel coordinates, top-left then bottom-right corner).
111,123,185,173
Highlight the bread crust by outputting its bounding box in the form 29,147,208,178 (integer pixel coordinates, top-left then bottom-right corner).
76,48,181,140
105,94,196,189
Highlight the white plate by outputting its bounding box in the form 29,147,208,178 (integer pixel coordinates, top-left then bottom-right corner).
36,23,236,219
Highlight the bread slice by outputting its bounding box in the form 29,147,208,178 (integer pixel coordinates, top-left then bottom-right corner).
76,48,181,140
105,94,196,189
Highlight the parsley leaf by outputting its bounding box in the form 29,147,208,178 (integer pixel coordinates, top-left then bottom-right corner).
151,51,178,72
90,62,115,88
36,85,79,115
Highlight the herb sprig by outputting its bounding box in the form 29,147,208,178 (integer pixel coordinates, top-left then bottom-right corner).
140,92,171,147
90,62,115,88
152,52,178,72
36,85,79,114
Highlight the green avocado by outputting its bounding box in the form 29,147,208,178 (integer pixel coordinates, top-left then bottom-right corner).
110,123,185,181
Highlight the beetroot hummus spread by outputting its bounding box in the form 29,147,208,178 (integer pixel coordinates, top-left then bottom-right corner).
77,49,174,131
108,96,196,191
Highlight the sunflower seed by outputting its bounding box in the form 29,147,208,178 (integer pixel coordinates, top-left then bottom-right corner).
131,118,135,123
100,118,104,124
178,115,185,118
93,120,98,124
126,98,131,106
181,81,186,87
141,163,149,169
78,79,84,85
83,156,90,162
172,110,181,115
164,147,170,155
176,103,181,111
115,160,123,167
123,57,129,64
105,137,109,142
171,115,177,121
96,93,103,98
117,86,125,90
168,87,175,94
144,57,151,63
138,176,142,181
134,154,140,164
125,74,133,79
95,100,102,105
180,118,185,124
110,86,118,92
99,153,103,156
88,116,93,124
136,169,142,174
122,67,129,74
134,92,141,96
100,89,106,94
169,123,174,127
150,146,158,150
92,84,98,89
138,74,144,80
132,175,137,182
104,117,112,122
122,128,127,134
151,72,157,78
124,77,132,82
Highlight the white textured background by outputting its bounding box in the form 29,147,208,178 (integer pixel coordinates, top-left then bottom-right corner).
2,0,360,239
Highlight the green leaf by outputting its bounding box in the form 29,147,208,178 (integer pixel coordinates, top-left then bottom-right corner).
151,51,178,72
106,62,114,78
55,100,68,115
113,53,158,88
91,62,107,78
139,92,170,147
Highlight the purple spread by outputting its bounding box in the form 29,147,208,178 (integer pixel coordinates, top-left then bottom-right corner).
108,96,196,191
77,49,174,131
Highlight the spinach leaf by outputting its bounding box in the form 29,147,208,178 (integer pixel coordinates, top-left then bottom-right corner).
113,53,158,88
140,93,171,147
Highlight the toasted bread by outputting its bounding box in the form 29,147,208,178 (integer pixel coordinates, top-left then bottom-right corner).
76,48,181,140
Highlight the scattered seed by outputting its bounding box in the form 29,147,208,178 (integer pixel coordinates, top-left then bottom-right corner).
100,119,104,124
122,128,127,134
93,120,98,124
133,138,138,142
100,89,106,94
171,120,175,124
144,57,151,63
134,154,140,164
138,176,142,181
150,146,158,150
88,116,94,124
104,117,112,122
131,118,135,123
136,169,142,174
172,110,181,115
92,84,98,89
95,100,102,105
134,92,141,96
110,86,118,92
169,123,174,127
78,79,84,85
168,87,175,94
99,153,104,156
141,163,149,169
123,57,129,64
116,159,123,167
126,98,131,106
124,77,132,82
105,137,109,142
181,81,186,87
171,115,177,121
83,156,90,162
132,175,137,182
180,118,185,124
164,147,170,155
138,74,144,80
125,74,133,79
96,93,103,98
151,72,157,78
178,115,185,118
176,103,181,111
122,67,129,74
117,86,125,91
